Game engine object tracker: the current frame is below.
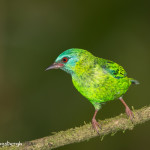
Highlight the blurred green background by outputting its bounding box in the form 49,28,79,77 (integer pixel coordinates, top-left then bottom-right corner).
0,0,150,149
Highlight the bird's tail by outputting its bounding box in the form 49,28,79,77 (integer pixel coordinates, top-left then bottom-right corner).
130,78,140,85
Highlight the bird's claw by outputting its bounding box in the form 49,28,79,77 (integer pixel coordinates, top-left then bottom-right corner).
92,119,101,135
125,106,134,121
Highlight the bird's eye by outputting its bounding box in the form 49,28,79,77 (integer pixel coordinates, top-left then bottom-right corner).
62,57,68,63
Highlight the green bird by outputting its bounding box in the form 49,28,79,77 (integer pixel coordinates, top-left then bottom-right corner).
46,48,139,133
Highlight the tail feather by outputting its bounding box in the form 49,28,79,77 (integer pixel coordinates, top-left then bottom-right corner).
130,78,140,85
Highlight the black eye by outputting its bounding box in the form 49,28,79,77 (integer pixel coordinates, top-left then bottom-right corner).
62,57,68,63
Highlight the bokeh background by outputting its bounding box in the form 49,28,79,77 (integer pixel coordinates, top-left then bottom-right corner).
0,0,150,149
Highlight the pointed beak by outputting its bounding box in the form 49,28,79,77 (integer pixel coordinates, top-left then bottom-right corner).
45,63,64,71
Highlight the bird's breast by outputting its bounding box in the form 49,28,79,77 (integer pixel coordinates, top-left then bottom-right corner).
72,68,130,102
72,67,107,99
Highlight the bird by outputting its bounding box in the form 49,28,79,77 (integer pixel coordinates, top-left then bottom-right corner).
46,48,139,133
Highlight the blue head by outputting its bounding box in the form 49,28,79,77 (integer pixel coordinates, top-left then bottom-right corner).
46,48,92,75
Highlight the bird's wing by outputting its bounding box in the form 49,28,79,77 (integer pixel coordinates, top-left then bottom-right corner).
99,59,127,79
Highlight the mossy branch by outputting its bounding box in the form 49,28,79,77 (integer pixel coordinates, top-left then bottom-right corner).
1,106,150,150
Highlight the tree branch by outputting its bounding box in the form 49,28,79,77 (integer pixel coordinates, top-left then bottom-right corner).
1,106,150,150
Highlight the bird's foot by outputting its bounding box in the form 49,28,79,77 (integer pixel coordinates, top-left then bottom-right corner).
125,106,134,121
119,97,134,122
92,118,101,134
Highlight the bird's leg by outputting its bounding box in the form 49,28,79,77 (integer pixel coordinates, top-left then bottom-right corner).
92,109,101,134
119,97,134,120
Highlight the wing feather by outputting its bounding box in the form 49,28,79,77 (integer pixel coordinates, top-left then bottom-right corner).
100,59,127,79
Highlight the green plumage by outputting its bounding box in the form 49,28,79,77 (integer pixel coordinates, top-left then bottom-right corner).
53,48,138,110
46,48,139,132
70,49,132,110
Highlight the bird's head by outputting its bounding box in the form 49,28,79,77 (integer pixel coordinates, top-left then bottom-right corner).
46,48,93,75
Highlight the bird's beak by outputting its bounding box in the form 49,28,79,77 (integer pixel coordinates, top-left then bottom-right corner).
45,63,64,71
